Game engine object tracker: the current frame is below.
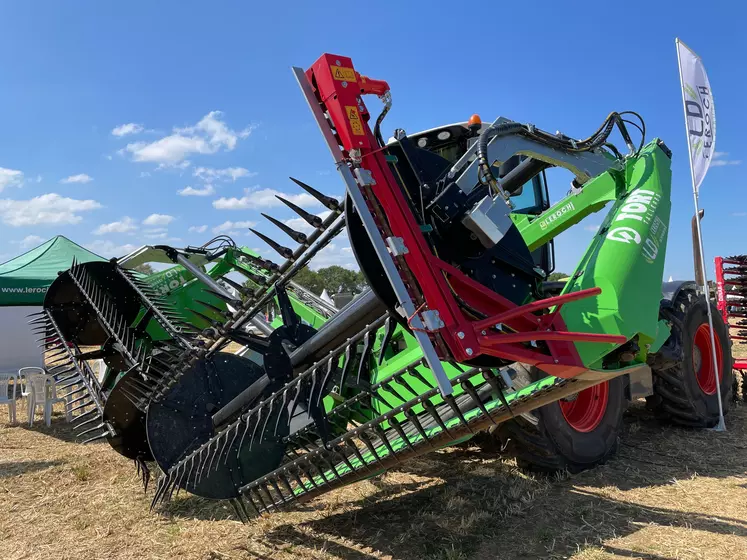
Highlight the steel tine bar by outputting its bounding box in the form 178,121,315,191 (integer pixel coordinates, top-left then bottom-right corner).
461,379,494,424
443,394,473,433
422,400,452,436
389,417,416,453
405,409,434,448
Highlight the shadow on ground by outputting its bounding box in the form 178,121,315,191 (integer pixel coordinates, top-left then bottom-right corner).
0,459,64,478
252,404,747,560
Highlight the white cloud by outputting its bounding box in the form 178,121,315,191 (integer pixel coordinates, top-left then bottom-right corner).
213,187,321,210
61,173,93,184
193,166,256,182
711,152,741,167
583,224,600,233
178,184,215,196
0,193,102,226
125,111,250,167
112,123,144,137
139,171,151,178
93,216,138,235
34,175,42,183
213,220,256,234
189,225,208,233
17,235,45,249
732,212,747,217
143,213,175,226
85,240,138,258
0,168,24,192
144,227,166,234
104,154,113,161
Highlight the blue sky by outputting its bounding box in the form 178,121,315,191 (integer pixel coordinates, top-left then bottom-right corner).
0,1,744,280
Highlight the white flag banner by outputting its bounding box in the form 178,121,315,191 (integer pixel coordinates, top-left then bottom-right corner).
676,39,716,192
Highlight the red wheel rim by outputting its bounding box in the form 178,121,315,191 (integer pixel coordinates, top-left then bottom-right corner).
693,323,723,395
559,382,609,433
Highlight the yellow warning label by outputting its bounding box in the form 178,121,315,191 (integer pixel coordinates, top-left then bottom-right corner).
345,106,364,136
331,65,356,82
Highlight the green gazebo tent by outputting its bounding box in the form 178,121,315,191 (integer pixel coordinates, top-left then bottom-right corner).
0,235,105,306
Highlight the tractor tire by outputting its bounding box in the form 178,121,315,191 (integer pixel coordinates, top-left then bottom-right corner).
486,364,627,474
649,287,732,427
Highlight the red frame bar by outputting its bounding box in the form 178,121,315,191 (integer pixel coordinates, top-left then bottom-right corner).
304,54,619,377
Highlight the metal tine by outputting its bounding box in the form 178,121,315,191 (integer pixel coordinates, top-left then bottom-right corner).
61,387,89,399
288,177,340,211
331,444,357,474
193,298,229,315
317,357,336,406
262,213,308,245
307,457,329,484
71,408,99,423
77,423,106,437
184,307,218,325
241,491,261,517
372,425,399,463
297,463,319,489
461,379,494,424
217,276,252,296
276,471,296,498
273,385,291,436
222,423,241,467
317,453,342,481
407,366,435,389
287,467,308,493
338,343,354,393
422,400,451,436
481,369,515,418
358,431,386,469
405,409,434,447
229,498,248,524
236,268,268,287
73,414,102,431
268,478,286,503
394,376,419,399
203,286,247,305
370,390,395,411
389,417,417,453
70,400,94,413
252,485,270,512
275,195,323,229
81,433,108,444
443,394,473,433
356,331,372,384
248,403,266,451
377,316,395,365
248,229,294,260
343,440,371,472
236,249,279,272
381,381,407,404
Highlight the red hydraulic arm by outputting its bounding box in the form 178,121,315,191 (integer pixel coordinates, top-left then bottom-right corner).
304,54,625,378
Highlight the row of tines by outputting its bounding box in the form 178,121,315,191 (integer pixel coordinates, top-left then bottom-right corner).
28,309,110,443
147,177,345,404
722,257,747,344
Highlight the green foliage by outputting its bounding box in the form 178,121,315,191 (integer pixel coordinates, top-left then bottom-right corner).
547,272,569,282
294,265,367,295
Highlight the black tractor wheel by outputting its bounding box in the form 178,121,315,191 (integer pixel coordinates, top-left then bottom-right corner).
649,287,732,427
484,364,627,473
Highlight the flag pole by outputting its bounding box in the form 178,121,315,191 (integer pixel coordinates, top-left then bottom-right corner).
676,38,726,431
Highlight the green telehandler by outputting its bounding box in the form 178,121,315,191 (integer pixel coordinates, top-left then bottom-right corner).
35,52,731,518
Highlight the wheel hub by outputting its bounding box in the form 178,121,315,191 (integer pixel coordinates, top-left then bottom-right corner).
559,382,609,433
692,323,723,395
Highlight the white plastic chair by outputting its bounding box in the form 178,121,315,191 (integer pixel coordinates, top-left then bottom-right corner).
0,373,18,423
26,373,70,427
18,367,45,400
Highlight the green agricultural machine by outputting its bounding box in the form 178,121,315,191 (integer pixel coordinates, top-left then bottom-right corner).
35,53,732,518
